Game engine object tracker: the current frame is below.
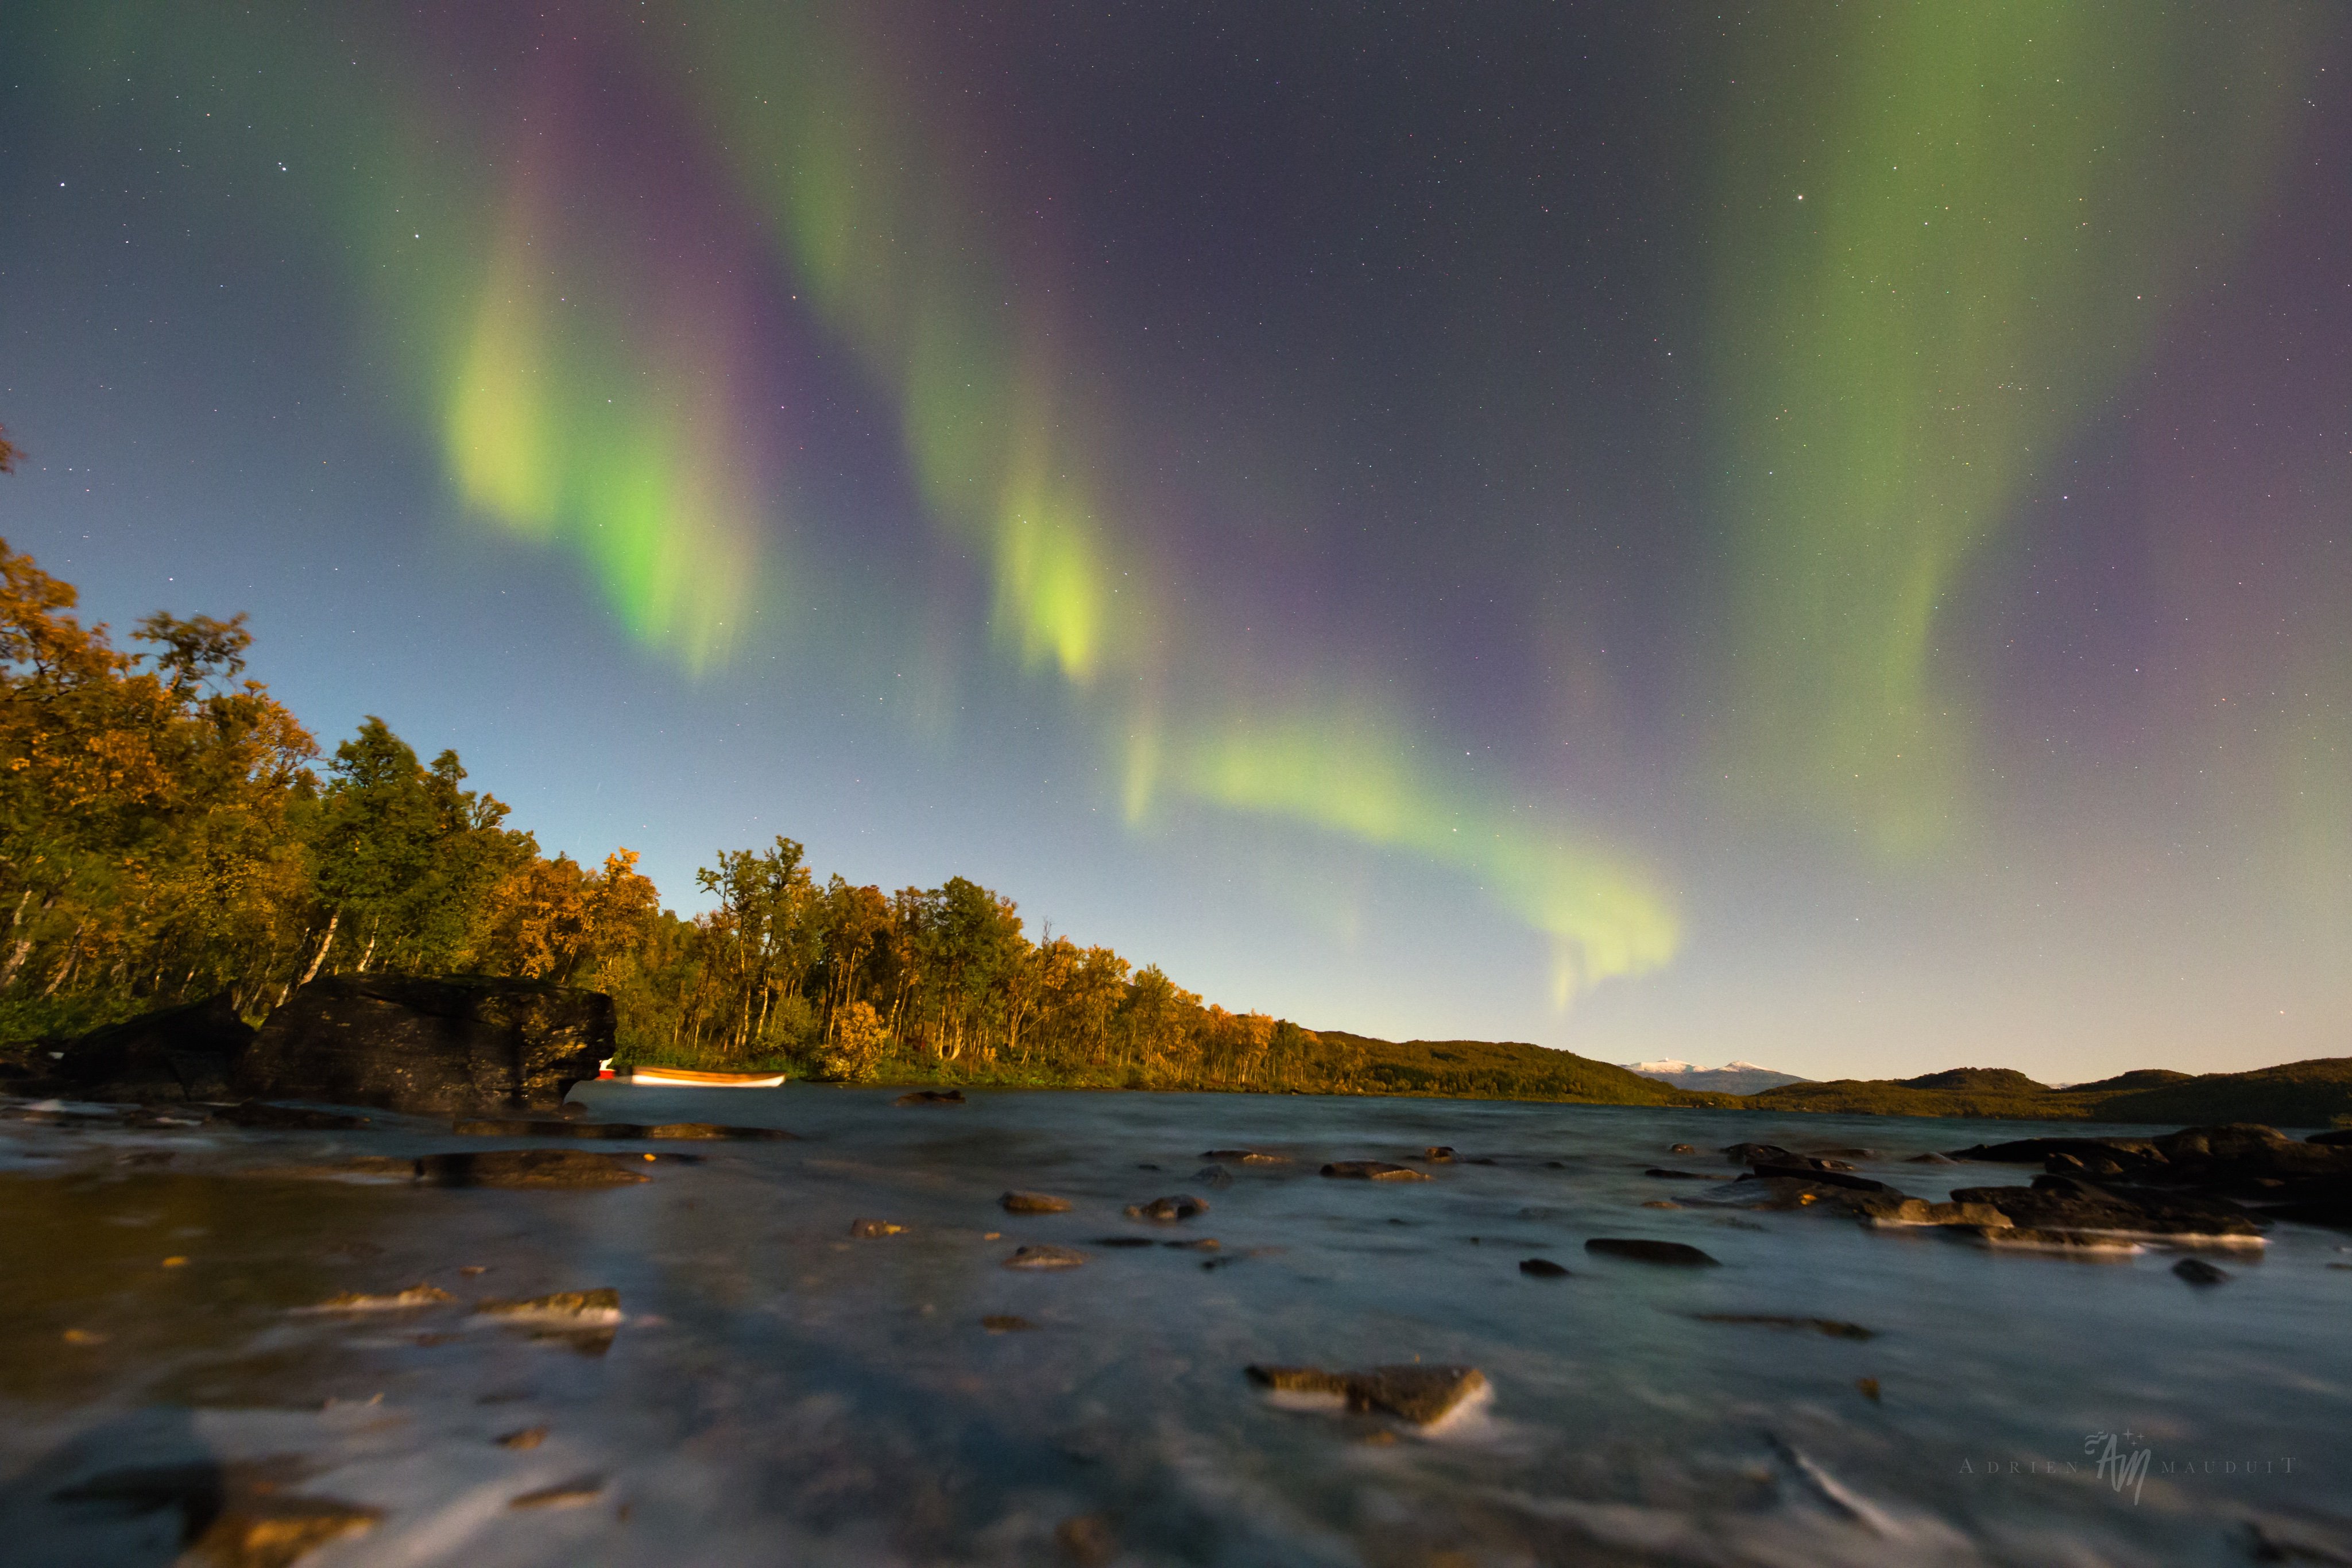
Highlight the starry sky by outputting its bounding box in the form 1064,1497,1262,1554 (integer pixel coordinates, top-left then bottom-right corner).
3,2,2346,1081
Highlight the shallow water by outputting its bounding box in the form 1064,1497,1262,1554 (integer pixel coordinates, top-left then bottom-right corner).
2,1086,2346,1565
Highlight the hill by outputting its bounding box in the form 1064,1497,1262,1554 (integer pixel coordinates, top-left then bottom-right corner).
1307,1032,1739,1106
1744,1056,2352,1127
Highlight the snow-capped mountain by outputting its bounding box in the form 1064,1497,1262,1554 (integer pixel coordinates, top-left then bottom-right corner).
1620,1059,1810,1095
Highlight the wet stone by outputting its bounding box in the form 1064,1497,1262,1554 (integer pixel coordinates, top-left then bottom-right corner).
1668,1144,1697,1155
508,1477,604,1509
1421,1146,1456,1162
1001,1190,1073,1214
1518,1258,1570,1277
1193,1163,1234,1188
1089,1236,1155,1248
1203,1149,1289,1163
1124,1194,1208,1221
1645,1168,1707,1179
894,1089,965,1106
474,1287,622,1325
1004,1244,1087,1270
849,1218,904,1238
2173,1257,2230,1286
1585,1237,1720,1266
297,1285,452,1313
1693,1313,1875,1339
1321,1161,1429,1181
412,1149,651,1188
1245,1363,1489,1426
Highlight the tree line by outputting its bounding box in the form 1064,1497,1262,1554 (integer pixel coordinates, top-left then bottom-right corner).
0,536,1350,1089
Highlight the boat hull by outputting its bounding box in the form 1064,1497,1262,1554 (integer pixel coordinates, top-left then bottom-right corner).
624,1068,787,1089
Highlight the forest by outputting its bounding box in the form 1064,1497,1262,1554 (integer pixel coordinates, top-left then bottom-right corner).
0,531,1432,1091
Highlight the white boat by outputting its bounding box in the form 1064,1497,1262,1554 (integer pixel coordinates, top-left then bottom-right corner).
620,1064,787,1089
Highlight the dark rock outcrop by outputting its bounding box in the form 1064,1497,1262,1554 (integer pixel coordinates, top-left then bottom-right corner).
1947,1175,2266,1238
50,992,255,1101
234,975,610,1116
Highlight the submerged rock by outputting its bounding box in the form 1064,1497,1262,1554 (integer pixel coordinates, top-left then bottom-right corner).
1948,1224,2144,1255
1645,1168,1708,1180
1320,1161,1429,1181
1584,1237,1720,1266
1089,1236,1156,1248
452,1117,792,1140
1518,1258,1570,1277
895,1089,965,1105
849,1219,904,1238
1203,1149,1289,1163
1421,1146,1457,1162
1722,1142,1796,1166
1193,1163,1235,1188
1693,1313,1874,1339
53,1457,380,1567
1004,1244,1087,1270
296,1285,452,1313
218,1102,373,1131
1124,1194,1208,1221
1668,1143,1697,1155
2173,1257,2230,1285
1001,1190,1073,1214
1245,1363,1488,1426
982,1314,1039,1333
236,974,609,1116
474,1287,622,1325
412,1149,652,1188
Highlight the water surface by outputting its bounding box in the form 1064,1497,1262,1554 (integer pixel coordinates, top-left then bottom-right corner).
2,1087,2345,1565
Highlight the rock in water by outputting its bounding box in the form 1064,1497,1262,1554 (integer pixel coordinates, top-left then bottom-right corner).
49,992,256,1102
474,1288,622,1325
1518,1258,1570,1277
1245,1364,1488,1426
52,1458,380,1568
296,1286,452,1313
1203,1149,1290,1163
1693,1313,1875,1339
1004,1244,1087,1270
849,1219,904,1238
1124,1194,1209,1221
1584,1238,1720,1266
1001,1190,1074,1214
1321,1161,1430,1181
895,1088,966,1105
411,1149,650,1188
234,975,609,1116
2173,1257,2230,1285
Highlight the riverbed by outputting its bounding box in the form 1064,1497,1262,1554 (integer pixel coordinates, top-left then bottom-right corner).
2,1086,2345,1565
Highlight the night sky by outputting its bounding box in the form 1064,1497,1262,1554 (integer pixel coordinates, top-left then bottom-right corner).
3,2,2346,1081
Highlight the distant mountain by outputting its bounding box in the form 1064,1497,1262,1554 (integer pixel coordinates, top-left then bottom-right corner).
1743,1057,2352,1126
1622,1059,1811,1095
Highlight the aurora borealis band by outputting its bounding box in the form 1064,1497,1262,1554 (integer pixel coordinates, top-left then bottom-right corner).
3,2,2346,1078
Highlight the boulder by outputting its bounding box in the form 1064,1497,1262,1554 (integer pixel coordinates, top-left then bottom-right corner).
1947,1176,2267,1239
235,974,610,1116
51,992,254,1101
